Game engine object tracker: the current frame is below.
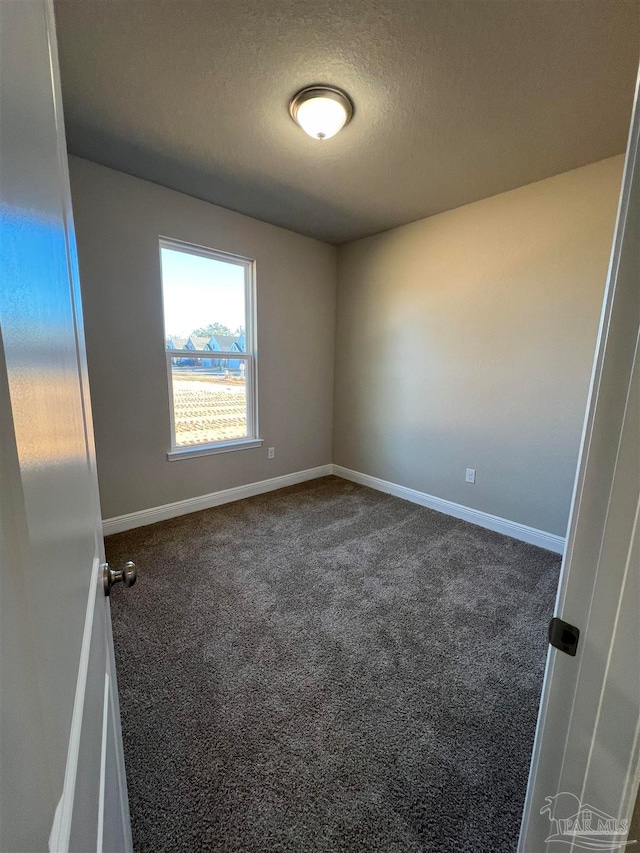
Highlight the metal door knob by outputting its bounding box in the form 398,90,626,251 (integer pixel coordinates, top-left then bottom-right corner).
103,561,137,596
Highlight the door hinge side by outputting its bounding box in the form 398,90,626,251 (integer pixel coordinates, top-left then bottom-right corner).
549,617,580,656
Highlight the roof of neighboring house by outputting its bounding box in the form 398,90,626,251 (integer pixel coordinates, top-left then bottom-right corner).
211,335,238,352
188,336,212,351
167,336,188,349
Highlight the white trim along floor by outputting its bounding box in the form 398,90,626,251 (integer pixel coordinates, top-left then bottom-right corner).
103,465,565,554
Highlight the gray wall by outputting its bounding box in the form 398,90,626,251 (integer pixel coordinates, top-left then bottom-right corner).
72,154,623,536
69,157,337,520
333,156,624,536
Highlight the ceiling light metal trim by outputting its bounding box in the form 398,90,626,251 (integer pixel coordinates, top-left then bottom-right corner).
289,85,354,139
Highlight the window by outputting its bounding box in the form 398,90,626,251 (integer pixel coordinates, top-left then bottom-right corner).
159,238,259,459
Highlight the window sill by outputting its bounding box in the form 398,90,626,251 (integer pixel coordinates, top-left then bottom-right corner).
167,438,263,461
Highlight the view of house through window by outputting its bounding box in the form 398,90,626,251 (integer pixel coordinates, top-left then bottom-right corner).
160,239,256,450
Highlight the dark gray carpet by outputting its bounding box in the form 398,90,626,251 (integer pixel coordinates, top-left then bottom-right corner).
106,476,560,853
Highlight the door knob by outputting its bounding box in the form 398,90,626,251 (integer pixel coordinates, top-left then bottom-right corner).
103,561,137,596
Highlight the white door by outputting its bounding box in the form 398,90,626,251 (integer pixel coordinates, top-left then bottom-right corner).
0,2,133,851
518,70,640,851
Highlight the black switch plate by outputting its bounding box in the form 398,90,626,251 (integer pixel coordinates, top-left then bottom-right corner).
549,617,580,656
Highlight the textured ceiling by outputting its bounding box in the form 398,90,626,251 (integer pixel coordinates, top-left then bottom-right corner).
54,1,639,245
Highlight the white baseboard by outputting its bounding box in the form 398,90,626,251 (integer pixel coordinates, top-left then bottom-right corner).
103,462,565,553
102,464,333,536
331,465,565,554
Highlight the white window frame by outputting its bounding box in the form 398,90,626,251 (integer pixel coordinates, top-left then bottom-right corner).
159,236,261,460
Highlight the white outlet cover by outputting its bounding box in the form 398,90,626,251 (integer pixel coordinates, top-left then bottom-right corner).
465,468,476,483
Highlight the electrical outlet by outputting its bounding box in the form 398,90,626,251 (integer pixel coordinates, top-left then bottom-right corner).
268,447,275,459
465,468,476,484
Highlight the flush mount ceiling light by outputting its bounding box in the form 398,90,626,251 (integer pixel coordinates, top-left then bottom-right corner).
289,86,354,140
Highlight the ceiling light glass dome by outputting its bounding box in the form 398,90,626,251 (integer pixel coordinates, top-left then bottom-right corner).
289,86,353,140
